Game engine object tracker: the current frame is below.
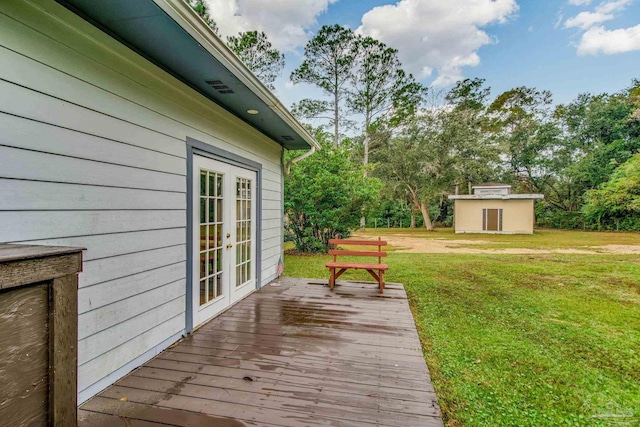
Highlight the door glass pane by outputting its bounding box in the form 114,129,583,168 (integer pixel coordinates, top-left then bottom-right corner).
208,199,215,223
235,177,252,287
200,171,206,196
199,225,206,252
208,276,215,301
199,169,224,306
199,280,206,305
199,252,206,278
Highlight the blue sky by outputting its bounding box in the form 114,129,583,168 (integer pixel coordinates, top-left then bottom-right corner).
209,0,640,108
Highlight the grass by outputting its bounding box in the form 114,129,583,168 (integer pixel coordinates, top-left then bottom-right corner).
283,229,640,426
355,227,640,250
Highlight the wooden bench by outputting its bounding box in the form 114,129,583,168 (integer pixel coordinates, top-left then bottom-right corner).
326,237,388,293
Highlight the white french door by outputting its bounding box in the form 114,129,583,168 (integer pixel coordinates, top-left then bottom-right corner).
192,155,257,327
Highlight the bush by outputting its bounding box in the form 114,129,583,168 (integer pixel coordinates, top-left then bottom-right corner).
284,139,381,253
535,204,585,229
583,153,640,231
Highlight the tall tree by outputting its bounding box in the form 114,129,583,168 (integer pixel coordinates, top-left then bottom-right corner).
444,78,498,193
290,25,357,147
227,31,285,91
187,0,219,35
375,116,457,231
446,77,491,112
347,36,426,167
347,36,425,229
488,86,555,190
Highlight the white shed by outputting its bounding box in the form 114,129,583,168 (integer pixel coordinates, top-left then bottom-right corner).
448,184,544,234
0,0,318,403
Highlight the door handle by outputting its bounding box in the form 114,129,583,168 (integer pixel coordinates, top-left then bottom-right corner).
226,243,233,249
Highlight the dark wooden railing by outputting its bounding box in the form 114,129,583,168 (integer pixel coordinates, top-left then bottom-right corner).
0,244,83,427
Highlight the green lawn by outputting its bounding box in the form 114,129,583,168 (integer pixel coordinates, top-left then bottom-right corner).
283,230,640,426
356,227,640,250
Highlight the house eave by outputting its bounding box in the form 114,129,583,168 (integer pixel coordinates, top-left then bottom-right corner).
56,0,320,152
156,0,320,151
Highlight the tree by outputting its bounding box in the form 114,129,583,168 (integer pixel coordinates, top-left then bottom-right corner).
346,36,425,229
227,31,284,91
187,0,219,35
443,78,498,193
583,153,640,230
284,129,380,252
488,86,556,190
446,77,491,112
347,36,426,167
375,116,457,231
290,25,357,147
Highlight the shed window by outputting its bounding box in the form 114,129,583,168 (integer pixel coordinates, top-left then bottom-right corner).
482,208,503,231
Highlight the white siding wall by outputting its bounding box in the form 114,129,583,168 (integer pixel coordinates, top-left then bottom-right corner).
0,0,284,402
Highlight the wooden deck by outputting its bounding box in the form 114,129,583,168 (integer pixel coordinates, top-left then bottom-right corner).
79,278,443,426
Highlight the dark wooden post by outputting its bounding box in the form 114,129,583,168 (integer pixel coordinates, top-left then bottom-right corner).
0,244,84,427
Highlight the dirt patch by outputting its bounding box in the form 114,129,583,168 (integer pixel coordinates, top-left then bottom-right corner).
352,234,640,255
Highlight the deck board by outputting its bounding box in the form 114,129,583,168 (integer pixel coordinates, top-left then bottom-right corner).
79,278,443,427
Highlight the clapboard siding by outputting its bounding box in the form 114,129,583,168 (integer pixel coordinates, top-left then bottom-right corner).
262,199,283,211
0,179,185,210
262,236,283,252
79,295,185,365
0,11,282,170
78,314,185,392
0,211,186,241
0,79,185,159
80,280,185,340
0,145,185,192
0,113,186,175
262,179,282,194
263,188,282,202
78,265,186,314
262,227,282,241
23,228,186,262
262,218,283,230
81,245,186,288
0,0,285,402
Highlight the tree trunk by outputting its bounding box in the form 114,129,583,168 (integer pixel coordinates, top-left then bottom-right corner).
419,203,434,231
468,180,472,194
333,95,339,148
410,207,416,228
406,185,434,231
363,133,370,166
359,131,371,231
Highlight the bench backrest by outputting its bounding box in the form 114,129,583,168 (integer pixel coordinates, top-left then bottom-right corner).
328,237,387,265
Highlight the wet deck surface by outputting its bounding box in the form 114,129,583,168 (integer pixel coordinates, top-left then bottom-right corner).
79,278,443,426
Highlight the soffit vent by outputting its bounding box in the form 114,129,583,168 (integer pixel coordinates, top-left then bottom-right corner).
281,135,294,141
206,79,234,94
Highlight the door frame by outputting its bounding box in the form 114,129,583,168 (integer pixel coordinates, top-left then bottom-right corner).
186,137,263,333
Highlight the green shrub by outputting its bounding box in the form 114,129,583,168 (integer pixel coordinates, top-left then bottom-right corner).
285,138,381,253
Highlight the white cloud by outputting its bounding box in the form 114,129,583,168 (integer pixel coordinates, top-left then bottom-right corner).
577,23,640,54
355,0,518,88
204,0,336,52
564,0,631,29
563,0,639,55
568,0,593,5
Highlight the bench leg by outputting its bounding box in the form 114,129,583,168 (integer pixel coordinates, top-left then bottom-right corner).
329,268,335,290
379,270,384,293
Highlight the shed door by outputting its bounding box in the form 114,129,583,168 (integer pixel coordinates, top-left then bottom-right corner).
192,155,257,327
483,208,503,231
